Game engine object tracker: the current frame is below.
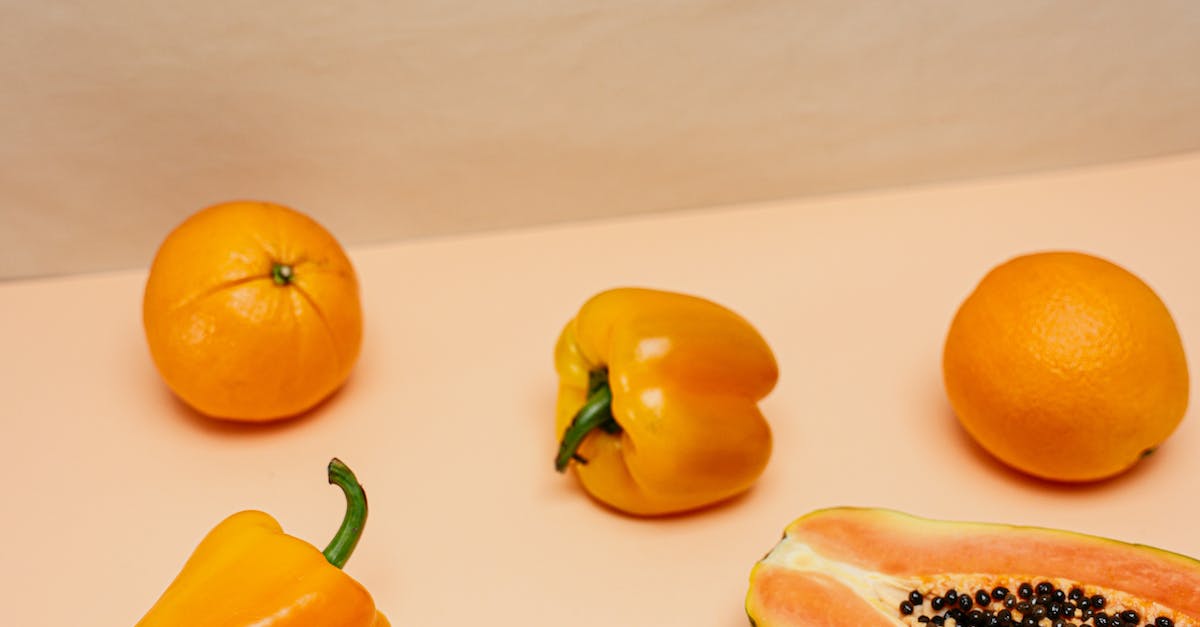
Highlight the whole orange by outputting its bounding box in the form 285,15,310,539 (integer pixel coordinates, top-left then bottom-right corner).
143,201,363,421
943,251,1189,481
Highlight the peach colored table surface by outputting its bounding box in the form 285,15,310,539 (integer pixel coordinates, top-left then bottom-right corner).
3,154,1200,626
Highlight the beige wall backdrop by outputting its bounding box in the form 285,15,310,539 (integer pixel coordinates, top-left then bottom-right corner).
2,1,1199,279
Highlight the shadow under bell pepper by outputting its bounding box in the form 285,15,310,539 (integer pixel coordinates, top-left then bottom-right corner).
136,459,389,626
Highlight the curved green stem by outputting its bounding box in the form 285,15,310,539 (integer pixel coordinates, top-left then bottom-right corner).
322,458,368,569
555,374,621,472
272,262,294,286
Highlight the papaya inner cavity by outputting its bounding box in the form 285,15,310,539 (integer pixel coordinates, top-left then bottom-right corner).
892,574,1190,627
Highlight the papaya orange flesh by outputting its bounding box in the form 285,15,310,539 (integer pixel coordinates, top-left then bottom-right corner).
746,508,1200,627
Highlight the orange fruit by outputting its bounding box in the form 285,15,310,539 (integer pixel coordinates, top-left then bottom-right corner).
143,201,363,421
943,251,1189,481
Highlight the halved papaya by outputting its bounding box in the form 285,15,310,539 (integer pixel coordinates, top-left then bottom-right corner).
746,508,1200,627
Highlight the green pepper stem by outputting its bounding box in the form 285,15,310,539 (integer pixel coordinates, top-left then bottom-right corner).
555,378,620,472
322,458,368,569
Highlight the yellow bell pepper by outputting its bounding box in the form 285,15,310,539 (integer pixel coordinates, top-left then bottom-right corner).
137,459,389,626
554,287,779,516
